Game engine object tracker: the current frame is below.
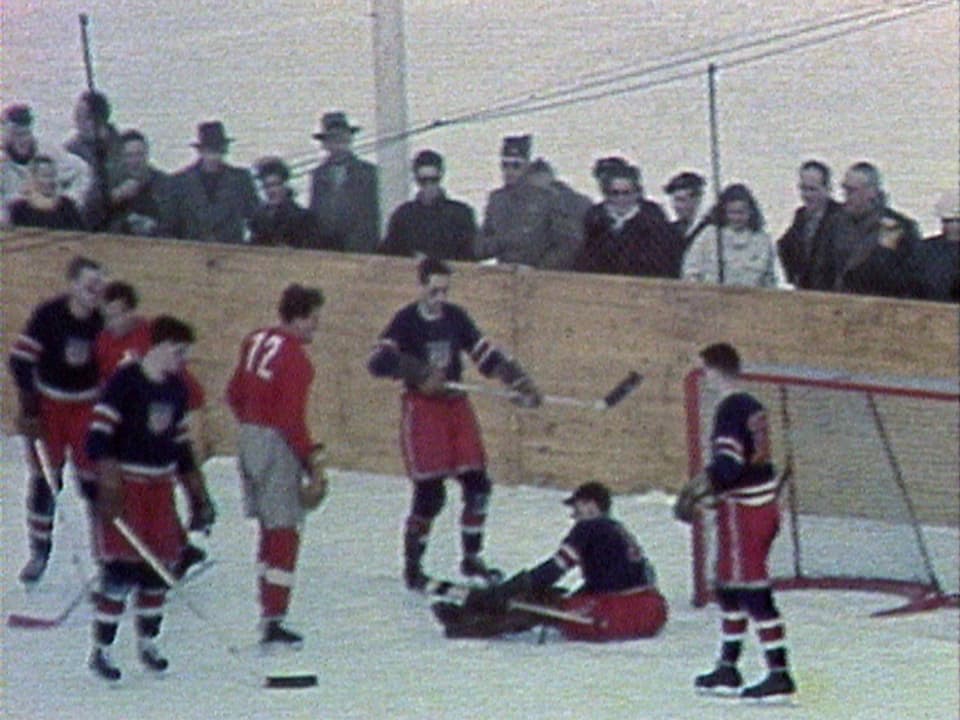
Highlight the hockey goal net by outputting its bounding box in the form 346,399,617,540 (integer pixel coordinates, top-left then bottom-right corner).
684,364,959,616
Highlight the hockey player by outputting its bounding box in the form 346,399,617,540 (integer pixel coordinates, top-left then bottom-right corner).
226,284,328,647
437,481,668,641
95,280,210,577
8,255,105,583
368,257,542,590
693,342,797,700
85,316,215,681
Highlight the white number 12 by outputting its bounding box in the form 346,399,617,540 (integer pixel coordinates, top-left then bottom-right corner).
245,331,284,381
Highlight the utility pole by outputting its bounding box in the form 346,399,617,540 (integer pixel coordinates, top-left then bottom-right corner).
372,0,410,230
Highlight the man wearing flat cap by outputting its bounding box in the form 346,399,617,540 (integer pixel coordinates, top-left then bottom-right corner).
379,149,477,260
308,111,380,253
477,134,579,269
434,480,668,641
168,120,258,244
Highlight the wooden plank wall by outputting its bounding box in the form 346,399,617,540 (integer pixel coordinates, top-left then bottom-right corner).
2,230,957,525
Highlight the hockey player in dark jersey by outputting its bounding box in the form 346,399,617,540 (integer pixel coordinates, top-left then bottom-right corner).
85,316,215,681
435,481,668,641
8,255,105,583
693,342,797,700
368,257,542,590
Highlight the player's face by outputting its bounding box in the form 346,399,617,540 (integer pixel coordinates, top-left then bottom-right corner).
71,268,105,312
293,309,320,344
422,275,450,314
155,341,190,376
569,499,600,521
103,299,134,332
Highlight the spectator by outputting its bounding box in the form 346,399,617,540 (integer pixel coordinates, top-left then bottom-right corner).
576,161,682,277
1,104,90,226
776,160,843,290
526,158,593,269
64,91,124,230
9,155,86,231
168,121,258,244
477,135,575,269
664,170,709,255
248,156,320,248
911,188,959,302
821,161,921,297
380,149,477,260
682,183,786,288
308,111,380,253
106,130,176,237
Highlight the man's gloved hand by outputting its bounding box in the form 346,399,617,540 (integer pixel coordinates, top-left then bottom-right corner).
511,376,542,409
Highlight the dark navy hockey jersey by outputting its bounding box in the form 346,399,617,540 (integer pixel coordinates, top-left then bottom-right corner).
368,301,507,387
708,391,777,501
9,295,103,401
86,362,195,475
530,515,655,593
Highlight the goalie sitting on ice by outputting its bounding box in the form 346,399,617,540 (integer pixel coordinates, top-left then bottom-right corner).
432,481,668,641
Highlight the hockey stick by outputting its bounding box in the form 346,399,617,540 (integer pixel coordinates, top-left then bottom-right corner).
445,371,642,411
113,518,318,689
7,577,94,629
426,580,594,626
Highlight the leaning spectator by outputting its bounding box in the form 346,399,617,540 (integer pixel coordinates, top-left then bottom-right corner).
107,129,176,237
249,156,321,248
9,155,86,231
911,189,959,302
820,161,921,297
682,183,786,288
664,170,709,255
167,121,258,244
64,91,124,230
776,160,843,290
308,111,380,253
576,162,682,278
379,149,477,260
526,158,593,270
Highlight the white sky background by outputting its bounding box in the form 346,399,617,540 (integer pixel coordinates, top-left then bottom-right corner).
2,433,958,720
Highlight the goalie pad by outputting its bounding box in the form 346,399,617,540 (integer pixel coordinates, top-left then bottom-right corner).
673,471,713,524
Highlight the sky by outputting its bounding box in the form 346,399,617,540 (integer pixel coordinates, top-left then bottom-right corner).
2,433,958,720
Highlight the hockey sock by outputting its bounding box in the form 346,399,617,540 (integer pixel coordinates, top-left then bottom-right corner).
459,475,491,558
403,515,431,570
134,587,166,639
740,588,789,671
25,474,55,553
93,592,125,647
258,527,300,620
719,612,746,665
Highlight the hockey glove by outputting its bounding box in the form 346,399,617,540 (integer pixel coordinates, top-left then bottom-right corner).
300,444,329,511
496,358,542,408
96,459,124,521
16,391,41,439
673,471,712,524
465,570,533,614
182,470,216,532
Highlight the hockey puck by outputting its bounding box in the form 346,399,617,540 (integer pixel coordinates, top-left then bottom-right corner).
264,674,318,689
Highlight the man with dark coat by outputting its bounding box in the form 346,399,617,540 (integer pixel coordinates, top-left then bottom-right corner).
168,121,258,244
249,156,320,248
308,111,380,253
107,130,176,237
380,149,477,260
776,160,843,290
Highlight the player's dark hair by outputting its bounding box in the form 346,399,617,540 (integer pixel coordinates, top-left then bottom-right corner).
103,280,139,309
66,255,101,281
418,257,451,285
151,315,195,345
699,342,742,375
279,284,324,323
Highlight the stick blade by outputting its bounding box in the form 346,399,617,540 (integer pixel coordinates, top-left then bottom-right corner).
264,674,319,689
602,371,643,409
7,614,62,629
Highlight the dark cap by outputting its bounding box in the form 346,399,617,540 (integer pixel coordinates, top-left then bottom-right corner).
413,149,444,172
699,342,741,375
313,111,361,140
563,482,612,513
501,134,532,160
664,171,706,195
191,121,232,151
4,104,33,127
592,155,630,181
255,155,291,182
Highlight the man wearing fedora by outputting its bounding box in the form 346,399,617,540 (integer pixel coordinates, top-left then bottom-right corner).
168,121,258,244
308,111,380,254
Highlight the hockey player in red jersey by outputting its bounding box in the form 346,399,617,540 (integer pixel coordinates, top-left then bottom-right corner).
436,481,668,641
85,316,215,681
95,279,209,577
8,255,105,584
226,283,328,648
368,257,542,591
693,342,797,700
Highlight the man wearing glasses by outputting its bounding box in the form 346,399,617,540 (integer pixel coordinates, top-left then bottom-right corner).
477,135,574,269
379,150,477,260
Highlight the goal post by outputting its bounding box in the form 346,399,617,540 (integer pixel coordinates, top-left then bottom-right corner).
684,364,960,616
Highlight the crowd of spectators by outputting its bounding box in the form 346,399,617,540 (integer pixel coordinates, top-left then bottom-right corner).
2,96,956,303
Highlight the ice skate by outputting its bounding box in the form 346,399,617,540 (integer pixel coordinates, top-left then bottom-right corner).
460,555,503,585
138,637,169,672
741,670,797,701
89,647,121,682
18,551,49,585
404,562,431,592
694,663,743,695
173,543,207,580
260,620,304,650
